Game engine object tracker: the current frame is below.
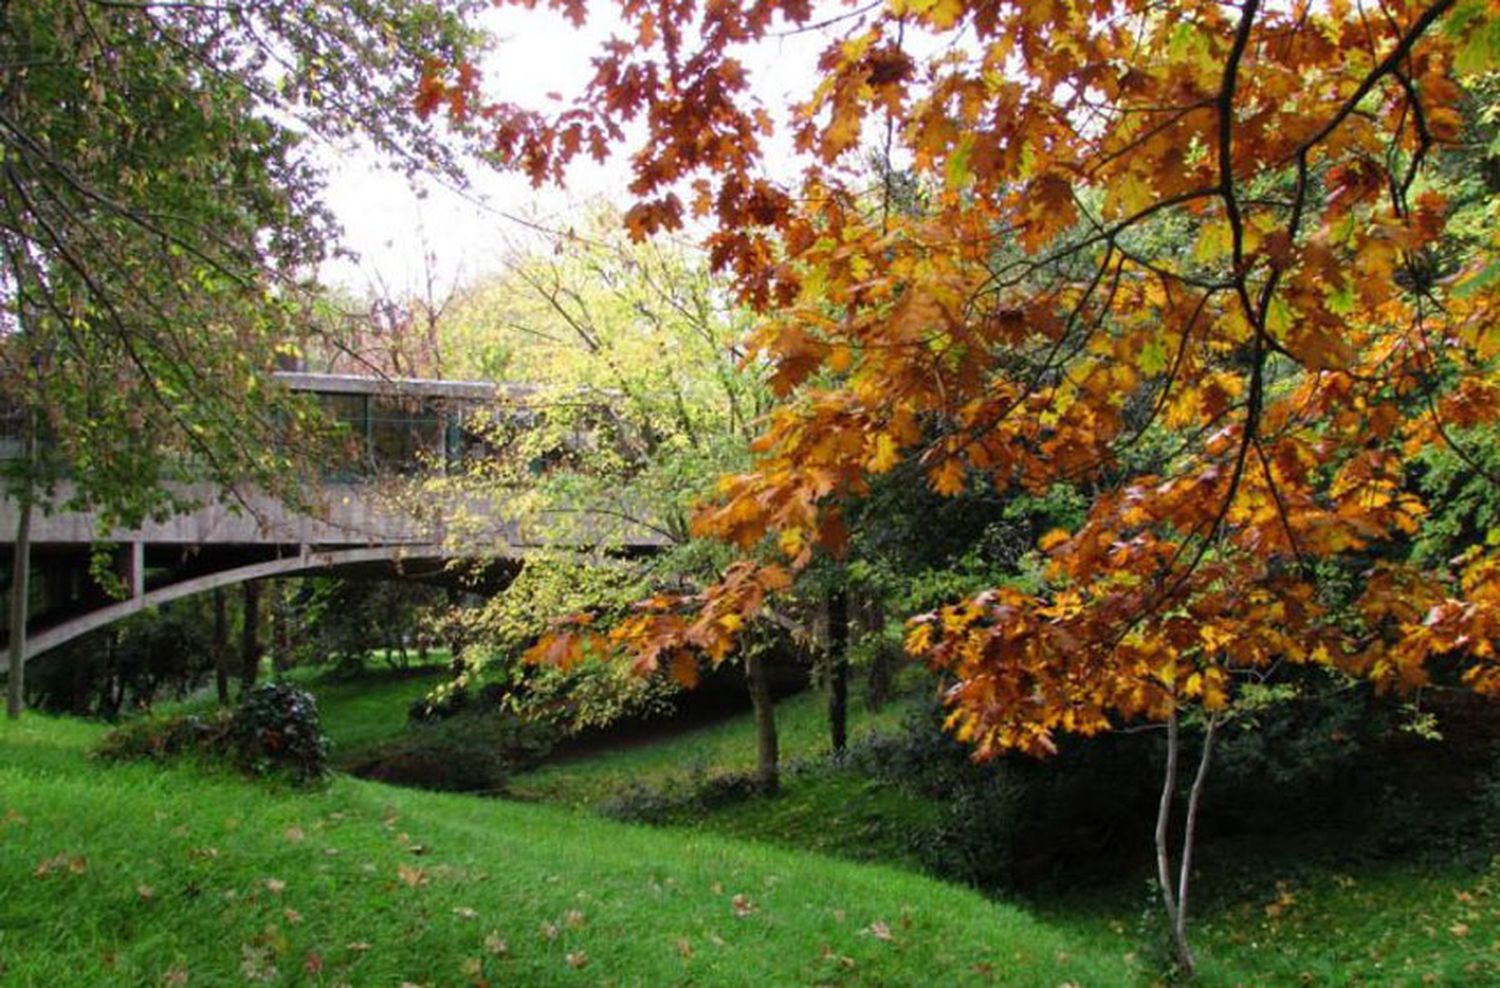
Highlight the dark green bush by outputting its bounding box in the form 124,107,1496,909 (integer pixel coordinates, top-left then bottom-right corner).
344,709,555,794
227,683,330,783
94,710,232,762
845,703,1026,887
598,779,687,824
96,682,330,785
600,769,764,824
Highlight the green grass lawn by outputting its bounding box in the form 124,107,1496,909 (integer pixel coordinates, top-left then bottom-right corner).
108,665,1500,984
514,690,1500,986
0,714,1129,987
1038,847,1500,986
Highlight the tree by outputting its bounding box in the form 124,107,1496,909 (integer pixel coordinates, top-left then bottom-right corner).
426,210,801,786
432,1,1499,972
0,0,486,715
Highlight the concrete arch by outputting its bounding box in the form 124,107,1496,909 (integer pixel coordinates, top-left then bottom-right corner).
21,545,510,667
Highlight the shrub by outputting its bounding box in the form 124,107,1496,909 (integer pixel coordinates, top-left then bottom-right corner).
94,710,232,763
598,779,687,824
599,769,765,824
96,682,330,786
344,709,556,794
227,683,330,783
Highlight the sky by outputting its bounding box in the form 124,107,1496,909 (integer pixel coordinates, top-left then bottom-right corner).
318,4,832,300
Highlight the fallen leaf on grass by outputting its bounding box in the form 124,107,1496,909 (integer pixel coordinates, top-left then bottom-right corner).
453,906,479,920
33,852,87,878
264,878,286,895
283,908,302,925
484,932,509,956
564,908,586,928
303,952,323,975
398,865,429,887
731,894,756,917
283,827,304,843
539,921,559,941
137,884,155,900
160,965,189,986
565,950,589,969
239,944,277,982
863,920,893,942
346,941,371,952
675,937,694,960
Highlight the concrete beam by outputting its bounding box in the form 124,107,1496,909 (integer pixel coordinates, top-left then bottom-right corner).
20,544,508,666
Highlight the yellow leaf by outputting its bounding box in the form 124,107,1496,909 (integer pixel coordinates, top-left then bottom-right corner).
930,458,965,496
1193,221,1232,265
1039,528,1070,552
867,433,900,474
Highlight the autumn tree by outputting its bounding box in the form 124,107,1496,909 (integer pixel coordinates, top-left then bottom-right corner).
0,0,486,715
418,210,803,785
426,0,1499,971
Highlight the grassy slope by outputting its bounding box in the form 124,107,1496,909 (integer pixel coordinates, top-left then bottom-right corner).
144,669,1500,983
0,715,1129,988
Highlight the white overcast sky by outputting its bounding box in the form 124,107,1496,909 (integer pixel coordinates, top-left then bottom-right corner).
318,5,832,299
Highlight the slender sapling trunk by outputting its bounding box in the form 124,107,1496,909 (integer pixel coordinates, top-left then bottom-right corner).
1153,707,1220,977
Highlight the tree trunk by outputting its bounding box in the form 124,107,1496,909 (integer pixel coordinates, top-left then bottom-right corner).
101,628,123,720
271,581,291,674
827,588,849,755
745,650,779,794
1175,716,1218,971
6,402,35,720
239,580,262,694
863,595,890,712
1153,709,1219,978
213,588,230,706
